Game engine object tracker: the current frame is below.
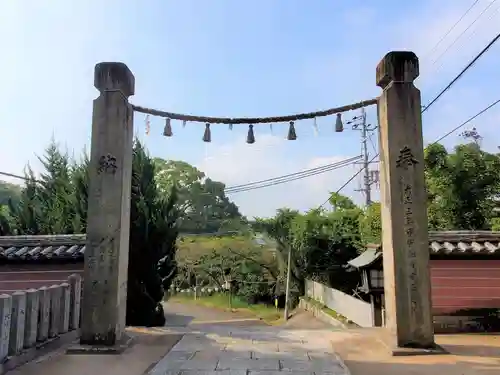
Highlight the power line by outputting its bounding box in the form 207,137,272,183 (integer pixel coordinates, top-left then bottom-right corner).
320,97,500,208
422,30,500,113
427,0,497,69
422,0,481,61
432,97,500,144
226,156,362,194
225,157,360,191
225,156,362,192
425,4,500,83
0,171,38,183
322,31,500,208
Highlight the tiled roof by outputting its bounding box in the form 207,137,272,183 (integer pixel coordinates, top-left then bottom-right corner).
348,231,500,269
428,231,500,254
0,235,86,262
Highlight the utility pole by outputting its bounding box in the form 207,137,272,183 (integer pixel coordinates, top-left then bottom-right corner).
348,107,378,206
283,244,292,321
361,108,371,205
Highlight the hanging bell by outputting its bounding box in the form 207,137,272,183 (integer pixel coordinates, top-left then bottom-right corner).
182,120,187,128
229,124,233,131
313,117,319,136
247,124,255,144
287,121,297,140
335,113,344,132
163,118,173,137
203,123,211,142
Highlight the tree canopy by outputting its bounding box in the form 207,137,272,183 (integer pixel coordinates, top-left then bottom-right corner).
154,159,244,233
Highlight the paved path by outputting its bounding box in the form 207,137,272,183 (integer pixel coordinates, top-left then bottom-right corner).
164,301,269,327
146,301,350,374
148,325,350,375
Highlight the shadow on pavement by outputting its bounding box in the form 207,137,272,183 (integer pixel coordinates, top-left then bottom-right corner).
164,312,195,327
344,359,500,375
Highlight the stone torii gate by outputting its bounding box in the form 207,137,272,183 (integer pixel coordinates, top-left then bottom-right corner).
77,51,438,354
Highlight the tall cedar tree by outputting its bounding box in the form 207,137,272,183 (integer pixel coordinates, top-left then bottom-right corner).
1,140,179,327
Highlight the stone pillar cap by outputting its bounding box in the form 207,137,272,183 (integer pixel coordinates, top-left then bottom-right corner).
376,51,419,89
94,62,135,97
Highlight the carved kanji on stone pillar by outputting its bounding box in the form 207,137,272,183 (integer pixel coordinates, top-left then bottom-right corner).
79,62,134,349
376,52,436,352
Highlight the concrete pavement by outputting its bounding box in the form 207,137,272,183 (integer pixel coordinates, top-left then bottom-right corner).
152,301,350,374
148,325,350,375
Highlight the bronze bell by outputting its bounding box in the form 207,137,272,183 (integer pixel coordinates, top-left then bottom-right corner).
335,113,344,132
163,118,173,137
287,121,297,140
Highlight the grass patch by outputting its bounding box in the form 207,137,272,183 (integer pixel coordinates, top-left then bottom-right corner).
171,293,282,323
303,297,354,326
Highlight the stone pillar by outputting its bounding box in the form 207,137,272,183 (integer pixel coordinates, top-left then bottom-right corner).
80,62,134,347
0,294,12,362
68,274,82,331
376,51,435,350
9,291,26,355
24,289,39,348
37,287,50,342
59,283,71,334
49,285,62,338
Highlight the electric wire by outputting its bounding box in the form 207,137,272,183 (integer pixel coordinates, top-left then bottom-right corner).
427,0,498,69
224,156,362,191
322,32,500,207
422,30,500,113
225,156,362,194
320,97,500,208
422,0,481,61
424,4,500,84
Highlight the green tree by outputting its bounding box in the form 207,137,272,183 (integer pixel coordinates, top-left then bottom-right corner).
126,141,180,326
359,202,382,244
7,167,42,235
154,159,243,233
35,141,77,234
4,139,180,327
0,181,22,207
425,142,500,230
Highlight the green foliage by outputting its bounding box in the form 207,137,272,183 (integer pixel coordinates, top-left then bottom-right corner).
175,234,279,304
256,203,362,299
359,202,382,244
425,142,500,230
126,141,180,326
154,159,244,233
0,181,22,206
2,139,180,327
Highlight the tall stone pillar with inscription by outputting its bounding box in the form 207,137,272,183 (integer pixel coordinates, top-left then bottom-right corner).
376,52,436,352
79,63,134,349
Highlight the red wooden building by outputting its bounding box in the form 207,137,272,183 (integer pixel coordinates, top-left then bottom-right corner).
347,231,500,332
0,235,85,294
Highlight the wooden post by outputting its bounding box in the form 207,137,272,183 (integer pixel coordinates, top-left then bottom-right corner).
376,51,437,353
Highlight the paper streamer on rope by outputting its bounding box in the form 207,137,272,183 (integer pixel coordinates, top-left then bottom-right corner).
145,115,151,135
313,118,319,136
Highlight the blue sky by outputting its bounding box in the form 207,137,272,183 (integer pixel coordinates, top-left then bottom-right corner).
1,0,499,218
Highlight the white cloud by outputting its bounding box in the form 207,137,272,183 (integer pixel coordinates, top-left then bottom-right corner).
197,134,365,218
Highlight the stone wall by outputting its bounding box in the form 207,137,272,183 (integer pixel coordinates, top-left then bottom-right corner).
0,273,82,363
0,263,84,295
305,279,375,327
